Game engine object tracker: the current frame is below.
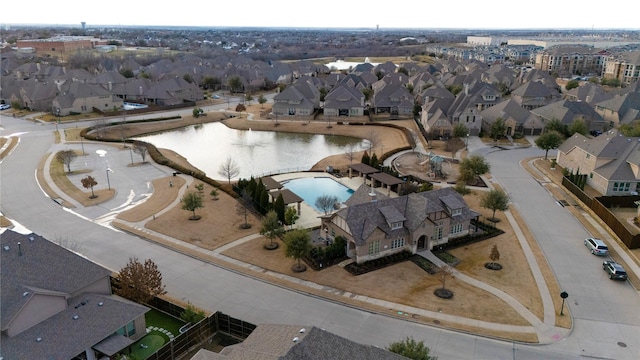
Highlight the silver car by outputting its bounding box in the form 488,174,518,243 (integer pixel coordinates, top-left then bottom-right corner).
584,237,609,256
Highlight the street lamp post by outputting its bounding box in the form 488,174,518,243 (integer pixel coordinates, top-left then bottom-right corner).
129,145,134,165
466,133,469,150
106,168,112,190
55,108,60,132
80,133,85,155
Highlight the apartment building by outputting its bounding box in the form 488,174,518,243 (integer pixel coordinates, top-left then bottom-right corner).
602,50,640,86
534,46,610,76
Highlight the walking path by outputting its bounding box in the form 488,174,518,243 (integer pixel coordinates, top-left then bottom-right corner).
34,124,594,344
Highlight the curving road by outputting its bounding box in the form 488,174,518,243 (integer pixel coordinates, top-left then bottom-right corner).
1,112,638,359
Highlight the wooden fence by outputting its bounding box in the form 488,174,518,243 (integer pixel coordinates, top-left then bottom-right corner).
561,177,640,249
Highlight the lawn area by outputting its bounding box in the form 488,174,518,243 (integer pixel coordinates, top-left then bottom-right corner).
119,309,186,359
145,308,186,341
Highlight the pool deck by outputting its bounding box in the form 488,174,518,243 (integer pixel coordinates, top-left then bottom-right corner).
270,171,397,229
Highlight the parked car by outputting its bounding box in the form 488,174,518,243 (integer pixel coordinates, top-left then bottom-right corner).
0,104,10,110
584,237,609,256
603,260,628,280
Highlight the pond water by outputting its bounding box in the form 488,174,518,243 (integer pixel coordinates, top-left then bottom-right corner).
134,122,369,180
281,177,355,212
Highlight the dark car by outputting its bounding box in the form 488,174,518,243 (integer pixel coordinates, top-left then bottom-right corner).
603,260,628,280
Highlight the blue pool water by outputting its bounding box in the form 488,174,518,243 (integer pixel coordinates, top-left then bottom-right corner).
282,177,354,212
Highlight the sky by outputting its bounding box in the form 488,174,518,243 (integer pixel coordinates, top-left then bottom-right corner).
5,0,640,30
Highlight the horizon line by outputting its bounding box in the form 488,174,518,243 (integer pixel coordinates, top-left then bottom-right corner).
3,23,640,32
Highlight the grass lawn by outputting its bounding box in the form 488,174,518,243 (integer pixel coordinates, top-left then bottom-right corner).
129,334,165,360
145,309,186,342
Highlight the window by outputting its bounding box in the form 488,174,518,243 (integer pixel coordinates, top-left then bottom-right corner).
368,240,380,255
391,221,403,230
451,223,463,234
613,182,630,192
126,321,136,337
451,208,462,216
391,238,405,249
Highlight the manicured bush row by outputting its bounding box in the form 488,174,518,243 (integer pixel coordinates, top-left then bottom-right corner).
344,250,413,275
409,255,438,274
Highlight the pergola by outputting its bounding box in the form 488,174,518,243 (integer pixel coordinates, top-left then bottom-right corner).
269,189,304,215
347,163,380,181
369,172,406,195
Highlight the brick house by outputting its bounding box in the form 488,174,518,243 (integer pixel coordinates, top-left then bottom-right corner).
320,186,479,264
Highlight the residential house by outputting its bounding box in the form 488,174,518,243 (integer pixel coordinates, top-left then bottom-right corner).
191,324,408,360
556,130,640,196
420,87,455,137
447,82,501,136
516,68,561,92
480,98,544,136
371,74,414,117
594,91,640,127
272,78,320,116
563,82,613,105
481,64,518,91
1,230,149,360
320,186,479,264
373,61,398,77
602,50,640,86
531,99,607,133
510,80,562,110
52,81,123,116
323,84,365,118
143,76,204,106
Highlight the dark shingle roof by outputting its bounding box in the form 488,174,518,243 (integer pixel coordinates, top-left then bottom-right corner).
1,231,112,330
1,230,148,360
208,324,407,360
340,186,479,245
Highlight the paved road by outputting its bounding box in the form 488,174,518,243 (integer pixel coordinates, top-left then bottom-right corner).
1,114,638,359
482,144,640,359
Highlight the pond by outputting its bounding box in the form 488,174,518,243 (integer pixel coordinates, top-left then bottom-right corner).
135,122,369,180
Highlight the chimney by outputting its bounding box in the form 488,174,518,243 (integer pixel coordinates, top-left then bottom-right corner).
464,83,469,96
108,81,112,91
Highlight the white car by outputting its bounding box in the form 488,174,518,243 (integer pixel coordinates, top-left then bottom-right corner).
0,104,10,110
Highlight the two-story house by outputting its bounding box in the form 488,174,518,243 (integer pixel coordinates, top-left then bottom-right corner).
323,84,366,118
556,130,640,196
320,186,479,264
1,230,149,360
272,78,321,117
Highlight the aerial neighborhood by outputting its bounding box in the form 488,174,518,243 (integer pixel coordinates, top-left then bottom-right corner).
1,26,640,360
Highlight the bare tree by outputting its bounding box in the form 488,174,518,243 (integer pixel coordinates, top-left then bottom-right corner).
116,257,167,303
218,156,240,184
367,129,380,156
235,190,253,229
132,143,148,163
439,264,455,290
489,245,501,265
343,143,358,164
315,194,338,215
81,175,98,198
56,150,77,173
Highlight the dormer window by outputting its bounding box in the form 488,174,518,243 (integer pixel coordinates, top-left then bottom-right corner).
391,221,403,230
451,208,462,216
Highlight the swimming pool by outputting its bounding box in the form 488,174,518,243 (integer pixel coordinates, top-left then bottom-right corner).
282,177,354,212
